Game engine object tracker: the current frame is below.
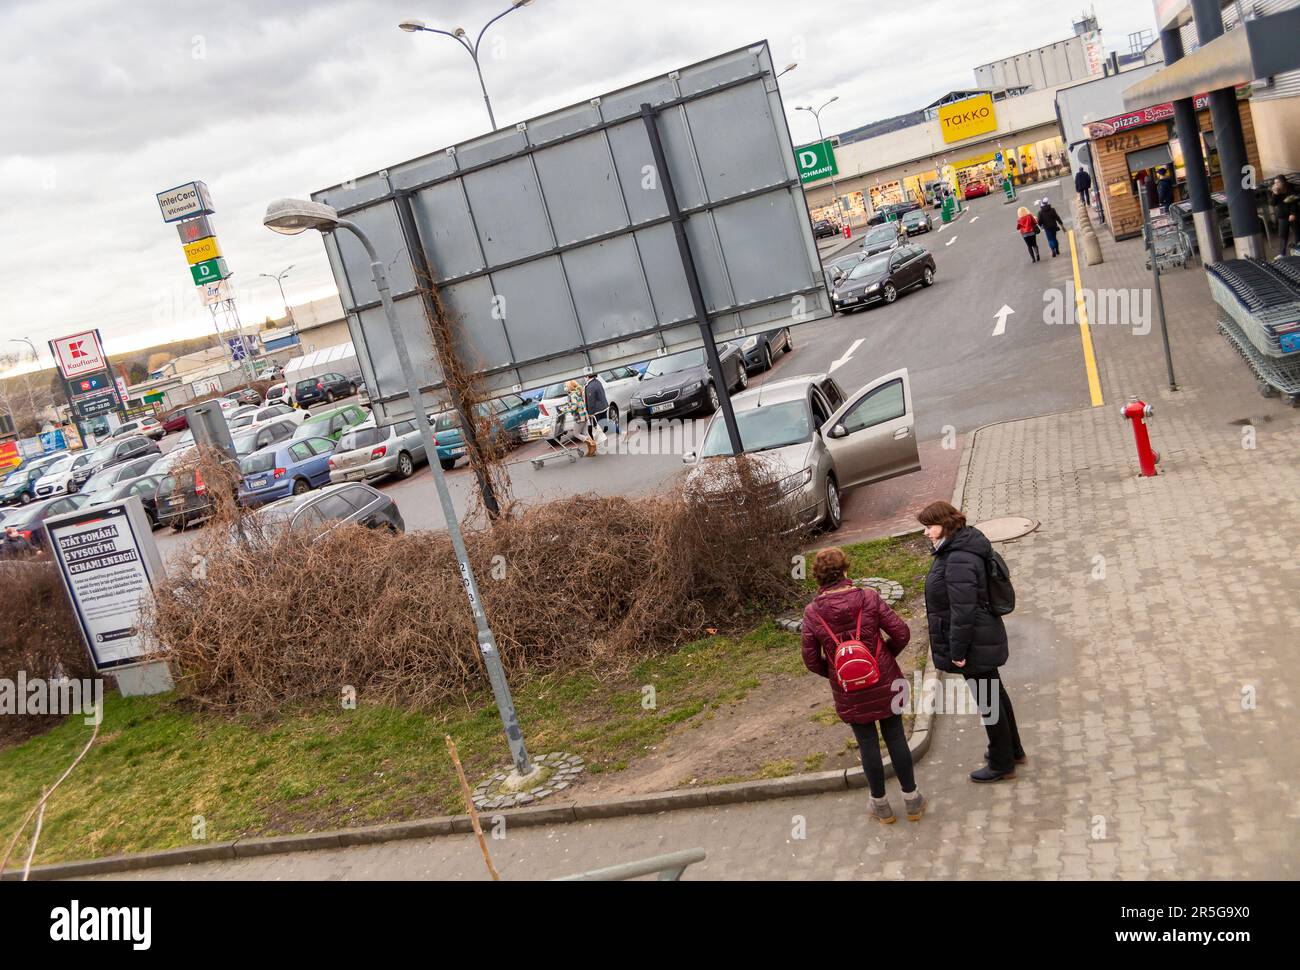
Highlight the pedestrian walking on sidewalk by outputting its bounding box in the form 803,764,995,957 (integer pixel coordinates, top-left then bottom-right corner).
1036,199,1064,258
1074,167,1092,209
801,547,925,824
1271,175,1298,258
1016,206,1041,263
583,372,611,450
918,501,1025,783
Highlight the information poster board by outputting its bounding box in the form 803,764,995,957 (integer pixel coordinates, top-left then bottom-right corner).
45,498,165,672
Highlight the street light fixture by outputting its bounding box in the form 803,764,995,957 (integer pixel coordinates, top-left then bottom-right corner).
398,1,535,131
263,197,536,782
777,62,797,78
797,97,845,225
259,265,298,344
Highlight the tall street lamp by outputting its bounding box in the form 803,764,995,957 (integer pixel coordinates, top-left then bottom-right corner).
259,266,298,344
263,197,536,783
399,1,535,131
797,97,845,225
776,62,797,79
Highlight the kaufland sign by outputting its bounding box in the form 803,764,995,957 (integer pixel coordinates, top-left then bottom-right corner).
156,180,214,224
51,330,108,380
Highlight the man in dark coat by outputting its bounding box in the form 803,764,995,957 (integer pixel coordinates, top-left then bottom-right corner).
1271,175,1298,258
1156,167,1176,209
582,373,610,453
1036,199,1065,258
1,526,35,559
920,507,1024,782
1075,166,1093,208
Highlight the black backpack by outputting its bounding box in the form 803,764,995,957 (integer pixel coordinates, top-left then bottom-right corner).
985,550,1016,616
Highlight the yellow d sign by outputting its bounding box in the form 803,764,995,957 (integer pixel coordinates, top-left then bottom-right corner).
183,236,222,265
938,94,997,144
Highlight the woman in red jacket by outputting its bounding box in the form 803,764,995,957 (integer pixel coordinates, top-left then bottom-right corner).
802,547,924,823
1016,206,1041,263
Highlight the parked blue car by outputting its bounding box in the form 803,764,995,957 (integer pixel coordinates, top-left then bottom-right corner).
433,394,539,470
237,436,336,507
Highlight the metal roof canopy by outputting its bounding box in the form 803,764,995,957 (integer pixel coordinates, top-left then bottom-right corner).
1122,7,1300,109
310,41,830,423
283,342,357,378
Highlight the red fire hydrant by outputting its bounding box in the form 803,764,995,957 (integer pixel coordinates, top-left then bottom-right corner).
843,224,852,239
1121,397,1159,477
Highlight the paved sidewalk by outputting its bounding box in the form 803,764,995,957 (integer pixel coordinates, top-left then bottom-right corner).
96,231,1300,881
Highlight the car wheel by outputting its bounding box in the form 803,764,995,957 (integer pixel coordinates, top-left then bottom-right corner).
18,492,31,505
325,391,335,404
736,366,748,391
292,478,310,495
705,383,720,413
439,457,457,471
824,476,843,532
762,344,773,372
784,329,793,353
883,283,898,304
66,480,78,494
922,267,935,287
396,452,414,479
606,405,619,434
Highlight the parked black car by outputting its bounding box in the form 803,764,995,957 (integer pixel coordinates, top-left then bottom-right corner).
627,343,748,421
831,244,936,311
71,435,161,489
858,223,905,258
812,219,839,239
293,372,357,408
902,209,934,235
86,474,164,528
156,420,298,529
3,494,90,549
740,328,794,373
255,483,404,539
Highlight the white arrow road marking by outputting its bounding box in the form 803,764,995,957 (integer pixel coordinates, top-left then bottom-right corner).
946,235,958,246
992,304,1015,336
829,338,864,373
970,216,979,223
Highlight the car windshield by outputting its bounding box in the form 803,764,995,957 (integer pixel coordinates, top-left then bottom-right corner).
541,382,570,399
434,412,461,433
232,432,262,457
341,427,385,450
296,379,317,392
240,452,277,475
80,467,119,492
866,226,896,243
4,469,27,485
700,400,813,458
40,455,75,475
849,254,891,279
644,349,705,379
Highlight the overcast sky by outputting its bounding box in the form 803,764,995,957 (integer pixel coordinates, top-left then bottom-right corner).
0,0,1157,372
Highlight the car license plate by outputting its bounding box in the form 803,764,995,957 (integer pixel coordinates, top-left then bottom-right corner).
450,448,465,457
166,496,184,509
250,476,268,489
650,402,674,414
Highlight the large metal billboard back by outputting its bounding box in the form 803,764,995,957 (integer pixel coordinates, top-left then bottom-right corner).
312,41,830,420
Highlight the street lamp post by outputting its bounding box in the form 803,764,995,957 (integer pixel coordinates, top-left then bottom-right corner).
263,198,536,783
260,266,298,343
797,98,845,226
776,62,797,79
399,1,535,131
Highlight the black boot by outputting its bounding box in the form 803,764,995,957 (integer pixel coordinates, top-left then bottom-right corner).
970,765,1016,783
985,747,1027,765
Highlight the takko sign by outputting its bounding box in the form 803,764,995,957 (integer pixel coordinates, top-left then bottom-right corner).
1086,94,1212,139
938,94,997,144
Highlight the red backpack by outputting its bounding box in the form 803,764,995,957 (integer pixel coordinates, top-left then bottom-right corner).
812,591,884,692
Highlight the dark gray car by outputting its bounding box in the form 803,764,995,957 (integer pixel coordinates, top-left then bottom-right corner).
831,245,936,311
256,483,404,539
627,343,748,421
71,435,161,488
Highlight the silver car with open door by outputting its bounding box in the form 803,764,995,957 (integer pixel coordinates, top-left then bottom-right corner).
685,369,920,532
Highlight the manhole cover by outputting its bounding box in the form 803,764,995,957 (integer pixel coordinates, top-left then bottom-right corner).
972,516,1038,542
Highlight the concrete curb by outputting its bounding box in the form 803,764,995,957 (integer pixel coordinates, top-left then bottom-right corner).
6,666,942,882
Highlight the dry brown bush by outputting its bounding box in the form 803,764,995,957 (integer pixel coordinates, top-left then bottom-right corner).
0,559,93,745
148,457,804,714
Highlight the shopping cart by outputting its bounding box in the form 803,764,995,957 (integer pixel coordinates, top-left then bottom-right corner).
1145,212,1192,271
1208,258,1300,405
523,409,588,470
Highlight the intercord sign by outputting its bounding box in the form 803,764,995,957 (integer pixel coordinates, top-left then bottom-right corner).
51,329,108,380
938,93,998,144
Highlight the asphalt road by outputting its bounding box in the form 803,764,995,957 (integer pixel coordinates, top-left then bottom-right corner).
152,183,1093,564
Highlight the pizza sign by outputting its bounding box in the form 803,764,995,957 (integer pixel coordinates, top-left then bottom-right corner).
1086,94,1212,139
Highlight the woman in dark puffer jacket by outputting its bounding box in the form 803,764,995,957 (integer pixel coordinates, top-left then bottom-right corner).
918,501,1025,782
802,547,925,824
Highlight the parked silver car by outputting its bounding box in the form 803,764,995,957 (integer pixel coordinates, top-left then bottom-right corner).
328,419,427,483
684,370,921,531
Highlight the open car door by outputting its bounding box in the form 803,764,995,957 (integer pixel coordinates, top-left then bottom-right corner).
820,367,921,491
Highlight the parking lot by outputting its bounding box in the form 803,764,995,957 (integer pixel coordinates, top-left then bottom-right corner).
147,184,1089,567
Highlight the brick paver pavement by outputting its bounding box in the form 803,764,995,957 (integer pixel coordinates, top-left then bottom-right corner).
97,229,1300,880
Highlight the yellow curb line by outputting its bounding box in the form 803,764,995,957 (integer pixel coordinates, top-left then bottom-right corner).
1068,229,1105,407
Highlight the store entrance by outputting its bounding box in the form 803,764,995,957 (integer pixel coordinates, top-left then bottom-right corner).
1126,143,1175,211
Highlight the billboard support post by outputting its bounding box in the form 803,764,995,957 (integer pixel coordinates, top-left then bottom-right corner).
392,192,500,519
331,217,533,779
639,102,744,457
